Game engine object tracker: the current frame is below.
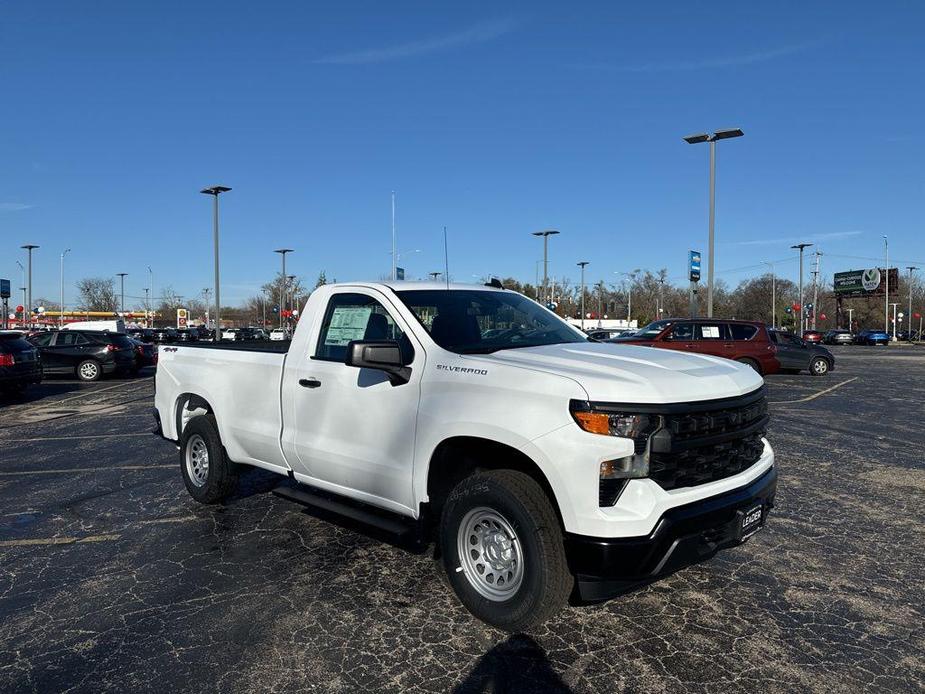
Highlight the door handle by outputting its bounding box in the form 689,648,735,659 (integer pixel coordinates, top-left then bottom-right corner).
299,378,321,389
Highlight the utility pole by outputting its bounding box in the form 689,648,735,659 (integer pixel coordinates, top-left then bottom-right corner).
532,230,560,306
906,266,917,341
391,191,396,281
791,244,813,333
60,248,71,327
883,235,889,335
200,185,232,335
811,249,822,330
577,261,589,330
847,307,854,332
143,287,150,327
763,261,776,328
274,249,294,329
597,281,605,328
116,273,128,316
20,245,38,328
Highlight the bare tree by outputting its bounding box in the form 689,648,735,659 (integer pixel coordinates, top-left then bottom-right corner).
76,277,118,312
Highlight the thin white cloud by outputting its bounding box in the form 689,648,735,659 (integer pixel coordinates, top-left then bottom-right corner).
586,40,821,73
314,17,516,65
731,231,863,247
0,202,33,212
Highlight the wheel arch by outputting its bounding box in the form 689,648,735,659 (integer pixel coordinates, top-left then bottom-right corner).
174,392,216,441
424,436,565,534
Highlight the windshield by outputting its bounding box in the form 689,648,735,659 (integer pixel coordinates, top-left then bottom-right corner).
635,319,674,338
395,289,587,354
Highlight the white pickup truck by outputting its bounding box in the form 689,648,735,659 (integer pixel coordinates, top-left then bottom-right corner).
154,281,776,631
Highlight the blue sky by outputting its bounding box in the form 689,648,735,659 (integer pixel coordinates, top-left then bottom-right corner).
1,1,923,308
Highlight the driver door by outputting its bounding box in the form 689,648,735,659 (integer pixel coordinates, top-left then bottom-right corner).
280,289,424,514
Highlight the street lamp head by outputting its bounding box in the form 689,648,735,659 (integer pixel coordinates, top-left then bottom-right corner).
532,229,560,237
712,128,744,140
683,133,710,144
577,261,589,268
274,248,294,255
790,243,813,251
116,272,128,278
200,185,231,196
20,244,39,250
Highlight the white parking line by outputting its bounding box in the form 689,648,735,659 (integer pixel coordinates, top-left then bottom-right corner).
0,433,152,442
0,464,174,476
768,377,858,405
0,534,120,547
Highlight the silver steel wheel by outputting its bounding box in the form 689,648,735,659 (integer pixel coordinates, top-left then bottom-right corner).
185,434,210,487
79,362,99,380
457,507,524,601
812,358,828,374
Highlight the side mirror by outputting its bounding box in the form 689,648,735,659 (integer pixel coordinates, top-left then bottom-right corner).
345,340,412,386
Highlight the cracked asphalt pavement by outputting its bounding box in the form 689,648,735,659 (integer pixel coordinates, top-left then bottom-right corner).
1,347,923,693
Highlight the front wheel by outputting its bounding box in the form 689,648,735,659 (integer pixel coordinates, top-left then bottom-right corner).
179,414,238,503
76,359,102,382
440,470,572,632
736,357,762,374
810,357,830,376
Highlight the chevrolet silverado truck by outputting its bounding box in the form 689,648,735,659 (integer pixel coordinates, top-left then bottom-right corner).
154,281,776,631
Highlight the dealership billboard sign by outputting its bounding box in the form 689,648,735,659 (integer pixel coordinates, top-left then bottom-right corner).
834,268,899,297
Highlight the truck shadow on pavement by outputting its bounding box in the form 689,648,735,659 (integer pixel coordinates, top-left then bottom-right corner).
454,634,572,693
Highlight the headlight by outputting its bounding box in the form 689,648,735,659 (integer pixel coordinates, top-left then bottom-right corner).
570,401,664,484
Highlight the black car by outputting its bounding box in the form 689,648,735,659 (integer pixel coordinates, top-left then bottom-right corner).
153,327,178,343
0,331,42,395
770,330,835,376
175,328,199,343
822,329,855,345
27,330,137,381
127,327,156,343
128,337,158,372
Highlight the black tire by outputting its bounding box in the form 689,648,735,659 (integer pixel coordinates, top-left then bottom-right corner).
179,414,238,504
440,470,572,632
76,359,102,382
810,356,830,377
736,357,762,374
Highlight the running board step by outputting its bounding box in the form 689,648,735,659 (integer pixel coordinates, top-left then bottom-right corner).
272,484,415,537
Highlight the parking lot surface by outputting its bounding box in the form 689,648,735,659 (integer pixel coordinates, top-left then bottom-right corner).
1,347,923,693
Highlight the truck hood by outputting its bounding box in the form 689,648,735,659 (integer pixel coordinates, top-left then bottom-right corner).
469,342,763,404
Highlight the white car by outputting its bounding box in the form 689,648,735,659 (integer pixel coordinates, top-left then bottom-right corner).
269,328,290,341
221,328,237,341
155,282,775,631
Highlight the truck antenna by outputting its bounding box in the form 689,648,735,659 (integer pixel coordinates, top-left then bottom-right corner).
443,225,450,289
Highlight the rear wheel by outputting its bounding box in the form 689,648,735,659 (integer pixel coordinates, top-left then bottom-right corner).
76,359,102,382
440,470,572,632
736,357,762,374
810,357,830,376
180,414,238,503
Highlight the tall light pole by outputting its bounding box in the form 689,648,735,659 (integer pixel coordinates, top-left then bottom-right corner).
116,273,128,315
891,303,899,340
287,274,297,327
202,288,211,332
907,267,918,341
616,271,637,326
20,245,38,328
60,248,71,326
274,249,293,329
532,230,559,306
201,185,232,332
143,287,150,326
883,235,889,335
577,261,589,330
683,128,744,317
791,244,813,333
391,191,396,281
763,261,776,328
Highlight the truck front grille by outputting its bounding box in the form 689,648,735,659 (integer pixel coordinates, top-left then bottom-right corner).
650,389,768,490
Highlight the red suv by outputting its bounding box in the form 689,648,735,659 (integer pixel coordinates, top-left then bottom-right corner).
611,318,779,374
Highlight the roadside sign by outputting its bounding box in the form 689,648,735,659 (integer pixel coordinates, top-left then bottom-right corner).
0,279,10,299
177,308,188,328
834,268,899,296
689,251,701,282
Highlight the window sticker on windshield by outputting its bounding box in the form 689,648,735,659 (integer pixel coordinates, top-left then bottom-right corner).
325,306,372,346
702,325,721,339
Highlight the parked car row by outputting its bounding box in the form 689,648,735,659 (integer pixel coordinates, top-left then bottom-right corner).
610,318,834,376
